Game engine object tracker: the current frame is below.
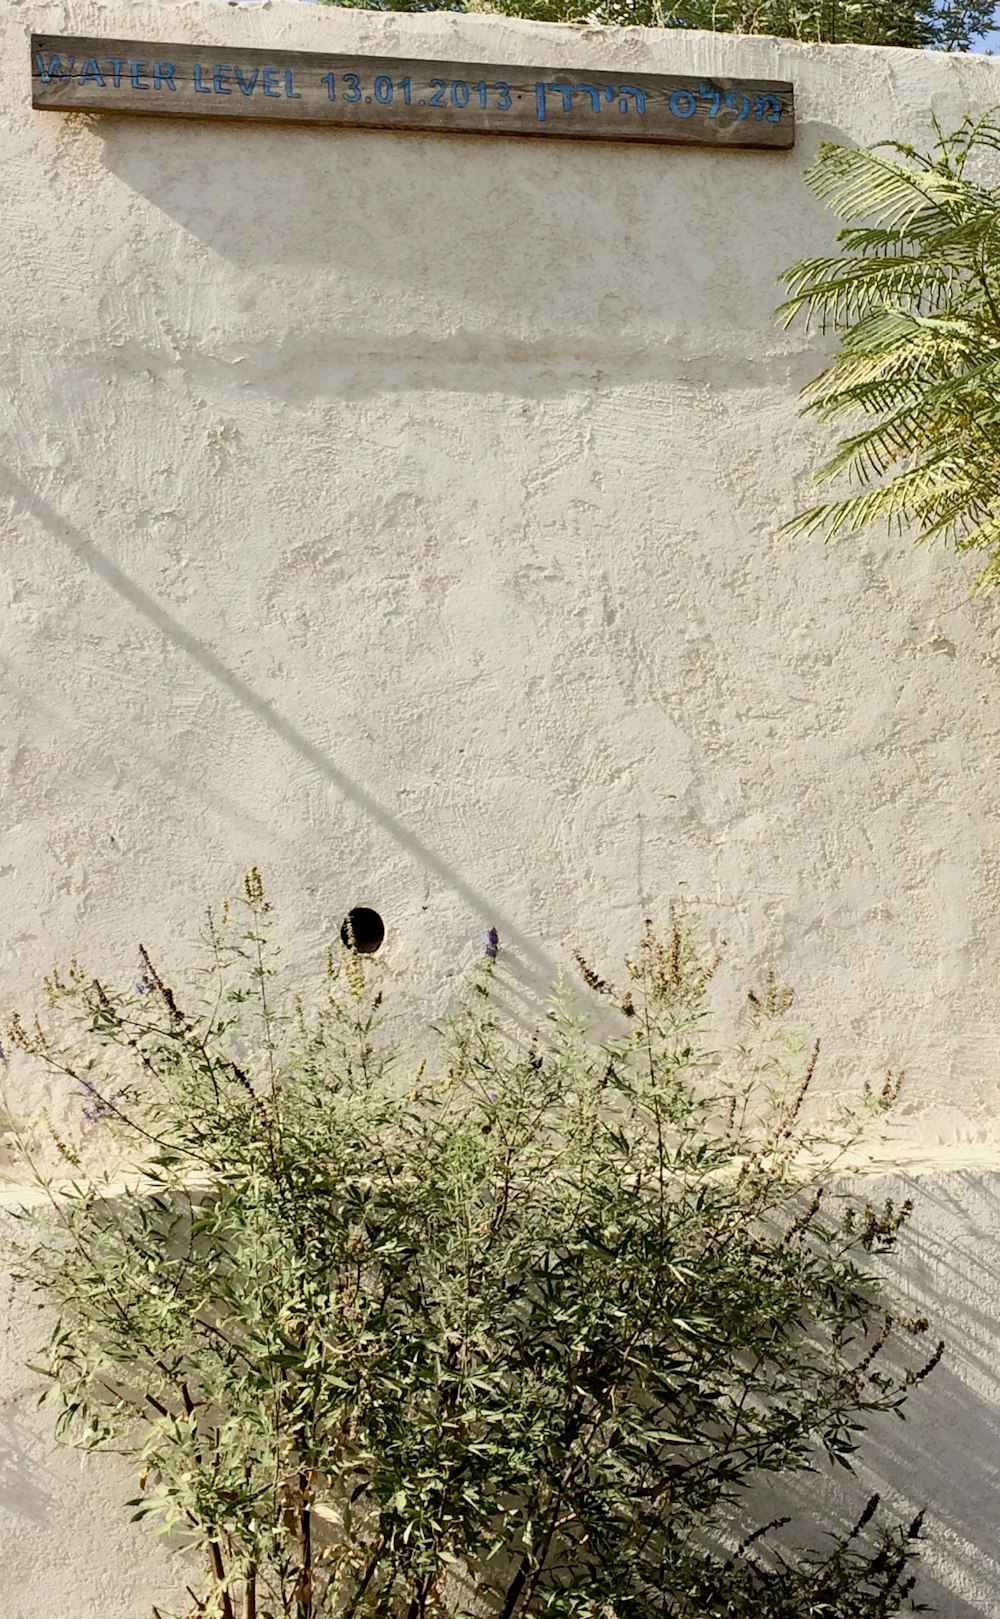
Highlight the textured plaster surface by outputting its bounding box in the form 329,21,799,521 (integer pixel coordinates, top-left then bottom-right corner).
3,2,1000,1612
3,0,1000,1135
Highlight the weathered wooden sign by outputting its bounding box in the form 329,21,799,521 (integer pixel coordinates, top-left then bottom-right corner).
31,35,794,149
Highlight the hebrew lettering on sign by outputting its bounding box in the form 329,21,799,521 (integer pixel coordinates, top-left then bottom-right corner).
31,36,794,149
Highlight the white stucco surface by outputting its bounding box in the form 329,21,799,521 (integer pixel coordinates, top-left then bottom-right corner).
4,0,1000,1139
3,0,1000,1134
4,2,1000,1612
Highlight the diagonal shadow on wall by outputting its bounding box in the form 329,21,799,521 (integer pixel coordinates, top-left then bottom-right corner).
0,463,560,996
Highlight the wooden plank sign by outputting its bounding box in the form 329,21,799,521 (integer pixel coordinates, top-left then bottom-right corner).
31,35,794,149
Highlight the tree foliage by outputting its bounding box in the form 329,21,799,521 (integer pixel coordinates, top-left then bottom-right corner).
5,876,938,1619
322,0,996,53
780,116,1000,586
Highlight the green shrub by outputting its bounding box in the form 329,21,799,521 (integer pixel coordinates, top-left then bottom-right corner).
323,0,995,53
5,875,938,1618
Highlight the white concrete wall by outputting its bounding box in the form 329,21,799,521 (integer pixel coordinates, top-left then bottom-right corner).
4,1,1000,1612
6,0,1000,1137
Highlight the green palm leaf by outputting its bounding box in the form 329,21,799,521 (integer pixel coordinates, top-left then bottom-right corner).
780,116,1000,586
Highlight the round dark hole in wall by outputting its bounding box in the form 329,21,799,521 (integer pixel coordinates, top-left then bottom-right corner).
340,907,385,955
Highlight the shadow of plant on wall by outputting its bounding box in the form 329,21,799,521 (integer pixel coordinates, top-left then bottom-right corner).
0,1396,57,1527
852,1170,1000,1618
1,875,943,1619
751,1164,1000,1617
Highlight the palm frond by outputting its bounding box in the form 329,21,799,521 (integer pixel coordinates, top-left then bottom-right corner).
780,120,1000,581
785,456,969,541
963,522,1000,590
779,255,977,331
801,143,977,229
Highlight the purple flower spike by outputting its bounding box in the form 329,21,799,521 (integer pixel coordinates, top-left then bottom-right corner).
485,927,500,962
80,1078,116,1125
